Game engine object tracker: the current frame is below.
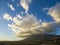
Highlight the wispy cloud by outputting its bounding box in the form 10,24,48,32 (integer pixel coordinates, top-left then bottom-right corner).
12,0,15,2
8,4,15,11
20,0,31,13
43,7,49,12
16,14,23,19
3,13,12,21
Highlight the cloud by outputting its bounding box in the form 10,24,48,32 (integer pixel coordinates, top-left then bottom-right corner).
3,13,12,21
12,0,15,2
48,3,60,21
47,3,60,28
43,7,49,12
8,4,15,11
3,3,60,39
6,13,56,38
20,0,31,13
16,14,23,19
17,3,19,7
9,3,60,38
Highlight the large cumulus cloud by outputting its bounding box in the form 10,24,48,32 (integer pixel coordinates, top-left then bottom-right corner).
3,13,55,38
3,3,60,39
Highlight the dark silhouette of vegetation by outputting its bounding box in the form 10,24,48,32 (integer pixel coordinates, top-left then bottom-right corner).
0,34,60,45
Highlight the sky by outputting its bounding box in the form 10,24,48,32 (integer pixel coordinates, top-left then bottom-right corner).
0,0,60,41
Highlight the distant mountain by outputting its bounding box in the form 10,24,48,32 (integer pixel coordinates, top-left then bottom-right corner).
22,34,60,41
0,34,60,45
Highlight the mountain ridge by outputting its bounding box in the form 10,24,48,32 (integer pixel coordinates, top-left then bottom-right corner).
0,34,60,45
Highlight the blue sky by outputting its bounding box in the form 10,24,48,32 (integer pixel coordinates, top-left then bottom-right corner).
0,0,60,41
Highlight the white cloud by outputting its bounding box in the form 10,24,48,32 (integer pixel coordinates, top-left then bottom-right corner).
48,3,60,21
8,4,15,11
7,13,56,38
12,16,22,25
16,14,23,19
20,0,31,13
3,3,60,39
9,3,60,38
3,13,12,21
47,3,60,28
